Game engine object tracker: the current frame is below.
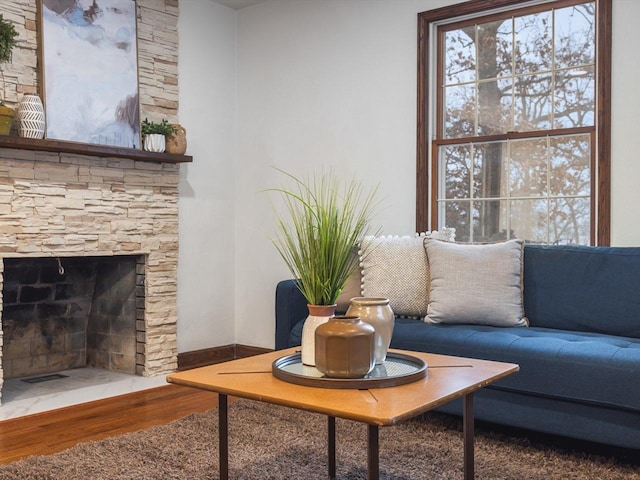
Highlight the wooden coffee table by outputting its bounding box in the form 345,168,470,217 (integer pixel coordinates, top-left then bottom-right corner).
167,347,518,479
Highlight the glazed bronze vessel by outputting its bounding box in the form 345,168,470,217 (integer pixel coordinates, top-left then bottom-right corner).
314,316,375,378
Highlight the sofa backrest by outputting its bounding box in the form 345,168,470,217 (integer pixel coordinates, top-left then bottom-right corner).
523,244,640,338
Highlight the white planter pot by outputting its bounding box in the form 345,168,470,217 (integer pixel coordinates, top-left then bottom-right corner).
144,134,166,152
301,304,336,366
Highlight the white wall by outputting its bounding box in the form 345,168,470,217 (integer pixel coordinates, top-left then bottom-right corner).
234,0,452,348
610,0,640,246
176,0,640,352
177,0,237,352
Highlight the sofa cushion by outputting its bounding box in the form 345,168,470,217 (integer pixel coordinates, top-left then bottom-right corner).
359,231,454,317
424,239,528,327
391,319,640,412
523,245,640,338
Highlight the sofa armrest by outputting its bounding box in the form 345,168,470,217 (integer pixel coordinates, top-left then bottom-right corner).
275,279,308,350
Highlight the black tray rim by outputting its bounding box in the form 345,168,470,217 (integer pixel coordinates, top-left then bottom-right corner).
272,351,428,389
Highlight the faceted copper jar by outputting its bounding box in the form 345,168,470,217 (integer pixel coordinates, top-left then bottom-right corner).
314,316,375,378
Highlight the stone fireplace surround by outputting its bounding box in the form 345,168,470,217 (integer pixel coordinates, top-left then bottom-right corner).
0,0,184,405
0,147,180,404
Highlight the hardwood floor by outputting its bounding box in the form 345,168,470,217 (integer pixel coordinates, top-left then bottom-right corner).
0,385,220,465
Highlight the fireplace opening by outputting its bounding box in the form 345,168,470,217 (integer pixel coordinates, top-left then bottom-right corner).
1,256,145,382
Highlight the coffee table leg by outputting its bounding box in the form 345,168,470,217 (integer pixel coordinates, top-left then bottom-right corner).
219,394,229,480
368,424,379,480
328,416,336,479
463,393,474,480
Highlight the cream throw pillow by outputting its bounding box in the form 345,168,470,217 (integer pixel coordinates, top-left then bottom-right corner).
359,230,455,317
424,239,528,327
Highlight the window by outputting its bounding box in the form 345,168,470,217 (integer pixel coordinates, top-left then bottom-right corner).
417,0,611,245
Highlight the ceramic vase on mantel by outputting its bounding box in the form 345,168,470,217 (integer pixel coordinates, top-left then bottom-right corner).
0,105,14,136
16,93,45,139
301,304,336,366
166,124,187,154
346,297,394,364
143,133,166,153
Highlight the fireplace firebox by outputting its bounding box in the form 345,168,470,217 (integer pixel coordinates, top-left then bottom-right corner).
1,256,145,380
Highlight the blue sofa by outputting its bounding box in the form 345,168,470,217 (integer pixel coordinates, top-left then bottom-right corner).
275,244,640,450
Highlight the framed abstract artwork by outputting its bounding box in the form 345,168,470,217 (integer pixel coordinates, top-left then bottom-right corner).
40,0,140,148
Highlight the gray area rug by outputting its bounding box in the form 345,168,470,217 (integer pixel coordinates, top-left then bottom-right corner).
0,399,638,479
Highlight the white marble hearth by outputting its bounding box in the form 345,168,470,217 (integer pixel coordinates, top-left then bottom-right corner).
0,369,167,421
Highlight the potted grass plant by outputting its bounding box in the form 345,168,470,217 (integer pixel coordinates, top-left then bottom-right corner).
0,14,18,136
268,168,378,365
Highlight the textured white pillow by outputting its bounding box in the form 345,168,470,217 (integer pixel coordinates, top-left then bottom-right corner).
424,239,528,327
359,230,455,317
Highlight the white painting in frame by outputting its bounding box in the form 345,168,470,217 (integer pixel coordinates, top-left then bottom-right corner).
40,0,140,148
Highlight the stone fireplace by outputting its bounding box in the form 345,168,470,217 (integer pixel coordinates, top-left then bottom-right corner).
0,0,184,404
0,149,180,404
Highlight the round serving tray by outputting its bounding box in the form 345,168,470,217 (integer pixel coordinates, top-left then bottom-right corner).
272,352,427,389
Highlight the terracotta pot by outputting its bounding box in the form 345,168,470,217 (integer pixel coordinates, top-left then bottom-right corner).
315,316,375,378
166,124,187,154
346,297,394,364
0,105,15,136
301,304,336,366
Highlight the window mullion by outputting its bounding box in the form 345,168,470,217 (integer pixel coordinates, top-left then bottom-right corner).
546,135,552,244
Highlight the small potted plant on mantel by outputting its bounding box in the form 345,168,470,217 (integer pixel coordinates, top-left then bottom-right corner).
141,117,177,153
0,13,18,136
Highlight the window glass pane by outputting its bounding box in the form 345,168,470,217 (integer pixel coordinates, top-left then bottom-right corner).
440,145,471,199
434,1,598,246
514,11,552,74
550,197,590,245
444,84,475,138
473,200,508,242
510,199,548,243
509,138,547,197
477,19,512,80
441,200,471,242
554,3,595,70
473,141,506,199
477,78,512,135
514,73,552,131
438,134,593,245
549,134,590,196
444,28,476,85
554,66,595,128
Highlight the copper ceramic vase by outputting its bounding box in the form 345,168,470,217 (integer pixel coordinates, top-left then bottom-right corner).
314,316,375,378
346,297,394,364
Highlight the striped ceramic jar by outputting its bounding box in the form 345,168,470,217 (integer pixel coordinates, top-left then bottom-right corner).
17,94,46,139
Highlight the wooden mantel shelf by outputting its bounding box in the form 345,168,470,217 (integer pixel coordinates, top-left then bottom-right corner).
0,135,193,164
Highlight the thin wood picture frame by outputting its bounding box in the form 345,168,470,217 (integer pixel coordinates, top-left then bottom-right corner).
39,0,140,148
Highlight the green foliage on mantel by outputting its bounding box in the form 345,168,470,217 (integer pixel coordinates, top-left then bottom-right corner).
0,13,18,107
0,14,18,66
141,118,177,137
